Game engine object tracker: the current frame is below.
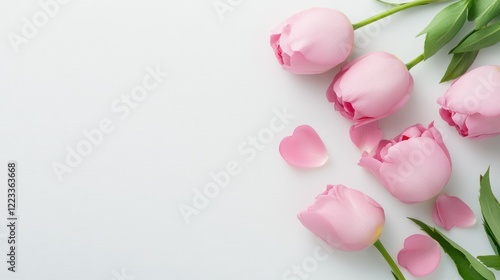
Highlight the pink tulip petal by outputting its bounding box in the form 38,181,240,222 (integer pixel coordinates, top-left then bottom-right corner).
432,194,476,231
358,152,383,182
279,125,328,168
426,122,451,161
298,210,341,248
464,113,500,139
398,234,441,277
349,122,383,153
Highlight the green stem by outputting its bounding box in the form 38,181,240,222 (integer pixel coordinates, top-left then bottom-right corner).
405,53,425,70
352,0,446,30
374,240,406,280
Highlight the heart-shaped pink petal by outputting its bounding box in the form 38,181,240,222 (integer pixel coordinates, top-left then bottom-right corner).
279,125,328,168
398,234,441,277
432,194,476,231
349,121,383,153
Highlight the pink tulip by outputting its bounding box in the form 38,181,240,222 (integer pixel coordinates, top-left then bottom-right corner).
298,185,385,251
270,8,354,74
327,52,413,126
438,65,500,139
359,123,452,203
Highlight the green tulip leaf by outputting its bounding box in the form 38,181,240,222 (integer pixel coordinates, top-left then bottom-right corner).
418,0,469,59
472,0,500,28
409,218,496,280
480,168,500,255
484,219,500,255
470,0,493,21
440,50,479,82
468,0,478,20
452,21,500,53
478,255,500,270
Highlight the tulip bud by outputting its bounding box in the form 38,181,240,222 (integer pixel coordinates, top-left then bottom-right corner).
270,8,354,74
359,123,452,203
327,52,413,126
298,185,385,251
438,65,500,139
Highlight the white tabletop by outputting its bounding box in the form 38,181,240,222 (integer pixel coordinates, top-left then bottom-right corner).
0,0,499,279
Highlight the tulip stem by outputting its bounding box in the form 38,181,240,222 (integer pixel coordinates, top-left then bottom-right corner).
374,240,406,280
352,0,449,30
405,54,425,70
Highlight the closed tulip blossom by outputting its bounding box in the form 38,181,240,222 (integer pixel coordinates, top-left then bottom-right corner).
438,65,500,139
298,185,385,251
270,8,354,74
327,52,413,126
299,185,408,278
359,123,452,203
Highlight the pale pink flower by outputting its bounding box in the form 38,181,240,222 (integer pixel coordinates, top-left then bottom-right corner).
438,65,500,139
298,185,385,251
359,123,452,203
327,52,413,126
270,8,354,74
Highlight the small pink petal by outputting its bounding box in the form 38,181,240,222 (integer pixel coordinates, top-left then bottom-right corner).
279,125,328,168
398,234,441,277
432,194,476,231
349,122,383,153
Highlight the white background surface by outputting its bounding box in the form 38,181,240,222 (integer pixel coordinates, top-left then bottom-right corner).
0,0,500,279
